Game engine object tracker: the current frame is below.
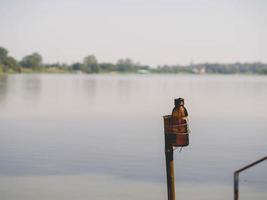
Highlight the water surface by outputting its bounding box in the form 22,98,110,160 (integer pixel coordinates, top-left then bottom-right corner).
0,74,266,199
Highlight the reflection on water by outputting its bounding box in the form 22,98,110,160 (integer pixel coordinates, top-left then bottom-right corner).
82,77,97,99
21,75,42,99
0,75,8,104
0,174,266,200
0,74,266,200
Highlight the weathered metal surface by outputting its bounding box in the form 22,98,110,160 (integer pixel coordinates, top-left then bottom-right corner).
165,142,175,200
163,115,189,147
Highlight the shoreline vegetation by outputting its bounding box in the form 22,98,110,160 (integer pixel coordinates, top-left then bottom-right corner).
1,46,267,75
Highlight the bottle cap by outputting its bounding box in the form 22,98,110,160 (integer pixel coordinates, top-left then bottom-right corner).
174,98,184,106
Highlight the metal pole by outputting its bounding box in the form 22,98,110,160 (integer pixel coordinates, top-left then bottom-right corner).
233,156,267,200
234,172,239,200
165,135,175,200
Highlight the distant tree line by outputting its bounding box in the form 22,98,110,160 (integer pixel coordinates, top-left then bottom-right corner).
70,56,150,73
0,46,43,73
153,63,267,74
1,46,267,74
0,47,21,73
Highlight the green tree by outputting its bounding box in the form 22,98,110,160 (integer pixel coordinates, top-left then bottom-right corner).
71,62,82,71
21,53,42,69
116,58,136,72
82,55,99,73
3,56,20,72
99,62,116,72
0,47,8,63
0,47,21,72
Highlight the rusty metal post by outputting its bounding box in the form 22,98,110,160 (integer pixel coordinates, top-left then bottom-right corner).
165,135,175,200
163,98,190,200
233,156,267,200
234,172,239,200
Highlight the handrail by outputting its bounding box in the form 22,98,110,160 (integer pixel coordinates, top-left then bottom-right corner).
234,156,267,200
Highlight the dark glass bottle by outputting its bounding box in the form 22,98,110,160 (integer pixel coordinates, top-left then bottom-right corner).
171,98,189,146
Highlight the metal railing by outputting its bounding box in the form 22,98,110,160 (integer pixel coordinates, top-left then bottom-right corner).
234,156,267,200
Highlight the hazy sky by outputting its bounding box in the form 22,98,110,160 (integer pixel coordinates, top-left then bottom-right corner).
0,0,266,66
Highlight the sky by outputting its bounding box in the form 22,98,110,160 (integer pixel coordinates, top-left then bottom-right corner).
0,0,266,66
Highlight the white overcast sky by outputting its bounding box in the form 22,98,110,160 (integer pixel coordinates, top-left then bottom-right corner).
0,0,266,66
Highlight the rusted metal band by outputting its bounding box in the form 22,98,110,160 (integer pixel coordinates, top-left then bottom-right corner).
165,132,190,135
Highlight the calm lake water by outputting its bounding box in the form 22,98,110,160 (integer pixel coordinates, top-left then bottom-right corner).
0,74,266,200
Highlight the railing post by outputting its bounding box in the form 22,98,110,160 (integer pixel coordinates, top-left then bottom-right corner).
233,156,267,200
234,172,239,200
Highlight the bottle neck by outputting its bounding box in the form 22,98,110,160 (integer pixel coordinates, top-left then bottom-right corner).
174,98,184,107
175,102,184,107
